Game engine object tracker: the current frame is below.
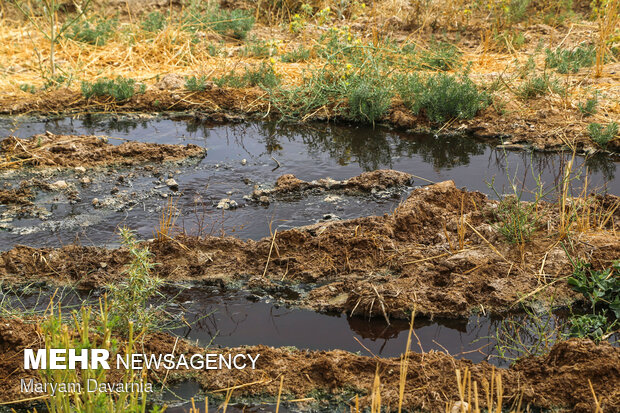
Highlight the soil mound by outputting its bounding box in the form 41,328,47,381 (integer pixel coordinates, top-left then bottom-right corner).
251,169,413,199
0,132,206,170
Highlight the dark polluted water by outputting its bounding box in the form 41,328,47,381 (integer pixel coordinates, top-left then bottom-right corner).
0,115,617,251
1,116,619,412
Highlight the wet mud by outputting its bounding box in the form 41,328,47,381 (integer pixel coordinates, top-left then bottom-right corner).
1,319,618,412
1,180,618,319
0,131,206,170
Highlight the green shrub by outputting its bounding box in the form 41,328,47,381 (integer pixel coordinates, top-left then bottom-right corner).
81,77,146,101
185,75,210,91
588,122,619,148
346,76,392,124
141,11,167,33
568,313,614,342
545,45,596,74
183,4,254,40
66,17,116,45
398,72,489,124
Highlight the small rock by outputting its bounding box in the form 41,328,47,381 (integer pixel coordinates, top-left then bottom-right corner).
451,402,469,413
92,198,100,207
110,186,119,195
80,177,91,185
75,166,86,173
324,194,343,203
241,158,247,165
258,196,270,205
216,198,238,210
50,180,68,190
165,178,179,191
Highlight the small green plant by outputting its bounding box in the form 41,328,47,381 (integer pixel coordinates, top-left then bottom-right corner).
185,75,210,91
517,72,563,99
493,195,539,244
588,122,619,148
568,260,620,318
141,11,167,33
545,45,596,74
568,313,614,342
398,71,489,124
19,83,37,94
281,46,311,63
183,3,254,40
346,76,392,125
66,17,117,45
577,93,598,116
216,62,279,89
107,228,164,333
241,39,278,58
566,259,619,341
81,77,146,101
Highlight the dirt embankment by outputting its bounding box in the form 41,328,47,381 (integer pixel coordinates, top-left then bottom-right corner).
1,179,618,319
0,131,206,170
0,319,618,412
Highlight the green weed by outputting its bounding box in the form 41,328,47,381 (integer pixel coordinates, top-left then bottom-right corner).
517,72,564,99
346,76,392,125
545,45,596,74
66,17,117,45
577,93,598,116
19,83,37,94
183,3,254,40
588,122,618,148
185,75,211,91
215,62,279,89
107,228,164,333
81,77,146,101
493,195,539,244
398,72,489,124
141,11,167,33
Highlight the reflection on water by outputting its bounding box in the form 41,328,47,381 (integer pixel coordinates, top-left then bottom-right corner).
0,116,618,250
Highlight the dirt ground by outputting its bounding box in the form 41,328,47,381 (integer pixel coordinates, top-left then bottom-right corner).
1,179,618,319
0,131,206,170
0,318,618,412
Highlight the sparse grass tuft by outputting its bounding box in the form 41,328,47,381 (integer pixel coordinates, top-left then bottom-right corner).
418,40,462,71
281,46,311,62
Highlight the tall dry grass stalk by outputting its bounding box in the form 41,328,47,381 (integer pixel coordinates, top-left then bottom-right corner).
155,196,180,242
398,308,416,412
595,0,620,77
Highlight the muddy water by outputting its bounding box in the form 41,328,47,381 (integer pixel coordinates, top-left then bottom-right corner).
0,284,558,368
1,115,618,251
